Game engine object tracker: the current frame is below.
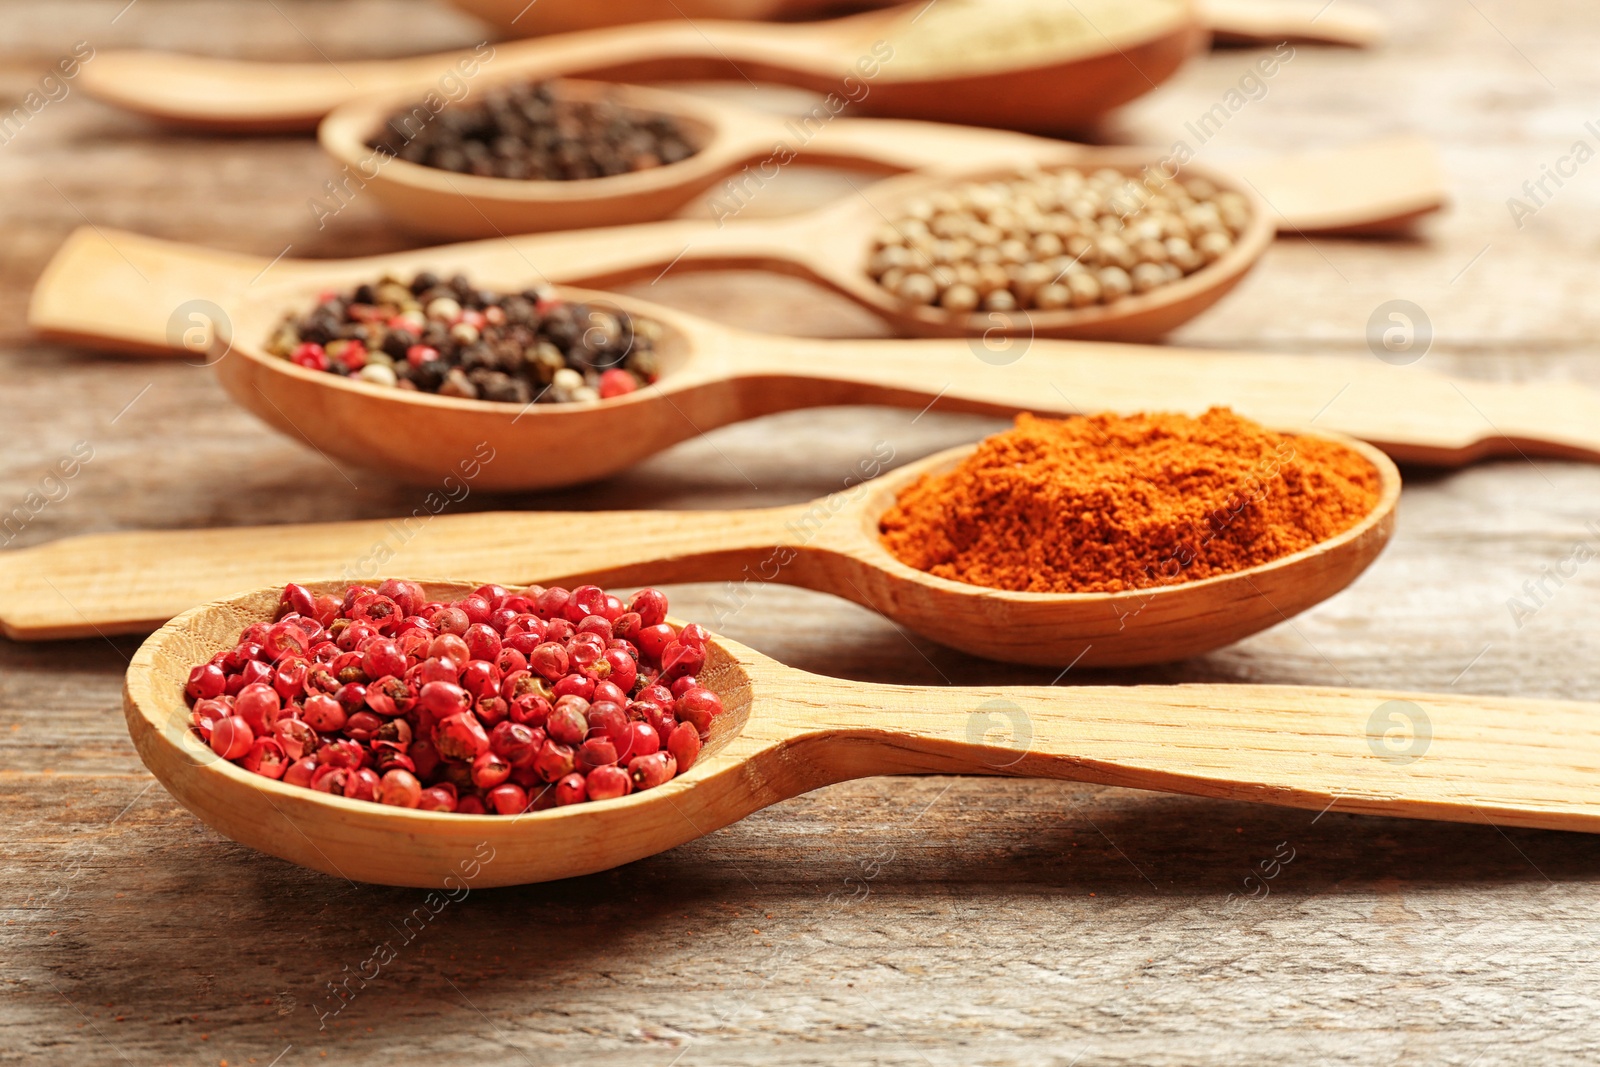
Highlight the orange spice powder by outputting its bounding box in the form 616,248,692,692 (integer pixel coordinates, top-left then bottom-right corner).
878,408,1382,594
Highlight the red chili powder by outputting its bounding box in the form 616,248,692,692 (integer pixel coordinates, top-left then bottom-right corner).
878,408,1382,593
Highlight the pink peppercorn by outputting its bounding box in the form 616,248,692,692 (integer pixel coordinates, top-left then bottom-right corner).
472,750,513,790
486,784,527,815
628,751,677,791
283,757,319,788
417,784,457,812
585,765,632,801
344,767,381,802
553,773,587,806
598,368,637,399
668,722,702,772
291,342,328,370
210,715,254,760
185,582,712,816
434,711,489,761
241,737,288,779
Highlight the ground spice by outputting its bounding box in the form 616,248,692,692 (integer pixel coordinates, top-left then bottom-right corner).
879,408,1381,594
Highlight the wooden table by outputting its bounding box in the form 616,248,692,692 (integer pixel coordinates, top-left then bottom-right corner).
6,1,1600,1063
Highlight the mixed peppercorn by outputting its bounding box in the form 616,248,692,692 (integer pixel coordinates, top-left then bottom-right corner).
266,272,662,404
868,166,1252,315
369,80,700,182
184,582,723,814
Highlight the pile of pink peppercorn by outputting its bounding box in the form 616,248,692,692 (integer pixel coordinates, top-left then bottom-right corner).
184,581,722,814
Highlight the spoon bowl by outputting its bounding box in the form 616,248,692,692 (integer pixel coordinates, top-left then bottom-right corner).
126,580,1600,887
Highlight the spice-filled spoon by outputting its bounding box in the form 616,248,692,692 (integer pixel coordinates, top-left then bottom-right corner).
127,580,1600,888
77,0,1203,134
448,0,886,32
0,426,1400,665
31,234,1600,481
27,149,1386,348
454,0,1388,48
321,76,1444,238
452,0,1387,49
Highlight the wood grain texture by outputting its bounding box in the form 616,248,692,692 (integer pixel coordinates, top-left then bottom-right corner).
6,1,1600,1064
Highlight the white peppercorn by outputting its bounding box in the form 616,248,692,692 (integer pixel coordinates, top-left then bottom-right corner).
866,164,1249,316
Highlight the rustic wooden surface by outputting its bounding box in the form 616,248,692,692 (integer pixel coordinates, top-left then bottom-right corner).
6,2,1600,1064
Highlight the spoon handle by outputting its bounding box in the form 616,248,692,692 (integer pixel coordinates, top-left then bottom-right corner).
749,334,1600,466
0,506,810,640
793,117,1084,176
27,221,807,357
77,24,819,132
1225,137,1446,235
796,677,1600,834
1200,0,1386,47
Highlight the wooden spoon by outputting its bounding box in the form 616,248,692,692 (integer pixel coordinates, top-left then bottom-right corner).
30,228,1600,488
126,581,1600,888
0,436,1400,665
76,0,1205,133
30,155,1283,348
448,0,907,34
320,77,1445,238
454,0,1387,48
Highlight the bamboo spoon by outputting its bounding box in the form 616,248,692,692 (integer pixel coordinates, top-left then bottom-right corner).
451,0,1387,49
76,0,1205,133
320,77,1444,238
127,581,1600,888
30,231,1600,487
0,436,1400,665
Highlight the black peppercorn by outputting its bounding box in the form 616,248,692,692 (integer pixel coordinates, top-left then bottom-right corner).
368,80,701,184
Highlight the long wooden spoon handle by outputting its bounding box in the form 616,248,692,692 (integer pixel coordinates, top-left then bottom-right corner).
793,117,1085,175
1226,137,1447,234
29,228,267,356
1199,0,1387,47
0,507,806,640
801,678,1600,834
76,24,806,132
27,222,803,356
756,334,1600,466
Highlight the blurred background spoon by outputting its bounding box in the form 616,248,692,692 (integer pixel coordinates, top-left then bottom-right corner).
76,0,1204,133
449,0,1387,48
319,77,1445,238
